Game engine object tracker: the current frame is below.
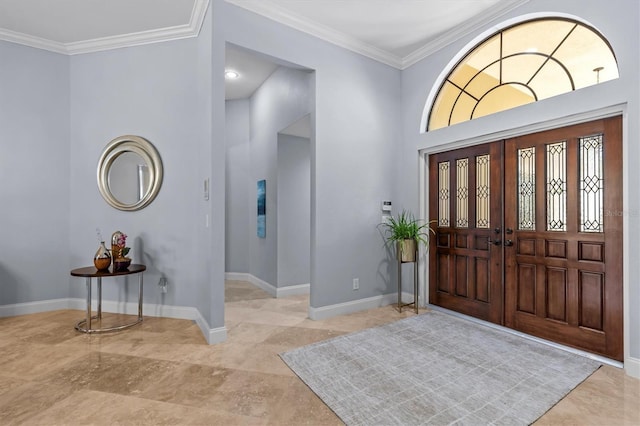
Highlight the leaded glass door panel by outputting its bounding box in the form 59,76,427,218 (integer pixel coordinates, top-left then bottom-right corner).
428,142,504,324
504,117,623,361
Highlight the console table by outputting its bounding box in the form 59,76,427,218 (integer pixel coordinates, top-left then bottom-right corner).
70,264,146,333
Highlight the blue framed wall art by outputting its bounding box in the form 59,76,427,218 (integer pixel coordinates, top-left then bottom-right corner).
257,179,266,238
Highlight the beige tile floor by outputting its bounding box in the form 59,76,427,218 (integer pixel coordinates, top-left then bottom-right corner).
0,280,637,425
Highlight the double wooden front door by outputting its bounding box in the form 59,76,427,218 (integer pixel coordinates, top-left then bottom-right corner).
428,117,623,361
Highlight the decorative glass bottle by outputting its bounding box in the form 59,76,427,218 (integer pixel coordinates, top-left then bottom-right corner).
94,241,112,271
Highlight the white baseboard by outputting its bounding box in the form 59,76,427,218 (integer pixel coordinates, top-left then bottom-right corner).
248,274,277,297
207,326,228,344
74,298,227,345
277,283,310,297
224,272,251,282
227,277,400,319
0,298,71,317
0,298,226,345
225,272,309,298
225,272,277,297
309,293,397,320
625,356,640,378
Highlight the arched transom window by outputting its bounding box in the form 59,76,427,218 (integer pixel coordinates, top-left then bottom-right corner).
428,18,619,131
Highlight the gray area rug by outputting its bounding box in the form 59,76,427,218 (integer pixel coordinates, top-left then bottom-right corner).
280,311,601,425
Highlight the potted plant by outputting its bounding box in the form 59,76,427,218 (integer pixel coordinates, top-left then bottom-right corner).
380,210,435,263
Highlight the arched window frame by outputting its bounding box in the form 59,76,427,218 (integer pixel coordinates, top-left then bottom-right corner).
421,13,619,133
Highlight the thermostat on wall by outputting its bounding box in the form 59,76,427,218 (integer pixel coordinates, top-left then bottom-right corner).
381,201,392,212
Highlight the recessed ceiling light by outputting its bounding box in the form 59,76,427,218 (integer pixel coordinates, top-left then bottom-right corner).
225,70,240,79
525,47,538,53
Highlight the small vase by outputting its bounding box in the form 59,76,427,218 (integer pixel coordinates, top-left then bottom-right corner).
94,241,112,271
111,230,123,260
113,257,132,272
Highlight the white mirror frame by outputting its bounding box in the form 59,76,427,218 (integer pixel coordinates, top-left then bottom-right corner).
97,135,163,211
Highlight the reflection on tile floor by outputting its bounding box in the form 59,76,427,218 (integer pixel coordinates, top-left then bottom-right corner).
0,280,637,425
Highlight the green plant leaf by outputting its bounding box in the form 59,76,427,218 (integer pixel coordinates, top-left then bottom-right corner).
379,209,436,250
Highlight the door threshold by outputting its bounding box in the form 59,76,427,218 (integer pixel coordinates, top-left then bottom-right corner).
426,304,623,369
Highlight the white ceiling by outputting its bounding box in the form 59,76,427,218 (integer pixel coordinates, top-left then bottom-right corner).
0,0,193,43
0,0,530,97
0,0,208,54
225,45,279,100
226,0,528,68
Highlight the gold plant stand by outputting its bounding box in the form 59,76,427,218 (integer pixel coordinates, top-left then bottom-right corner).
397,242,418,313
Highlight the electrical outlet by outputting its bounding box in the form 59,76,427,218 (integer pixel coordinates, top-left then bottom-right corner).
159,277,168,293
353,278,359,290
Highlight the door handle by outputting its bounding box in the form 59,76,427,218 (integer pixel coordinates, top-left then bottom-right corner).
504,239,514,247
488,238,502,246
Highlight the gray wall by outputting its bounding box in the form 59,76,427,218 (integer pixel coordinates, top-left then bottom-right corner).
225,99,250,273
400,0,640,357
277,134,311,287
219,0,402,308
0,42,70,305
247,66,312,287
68,10,214,324
0,9,217,329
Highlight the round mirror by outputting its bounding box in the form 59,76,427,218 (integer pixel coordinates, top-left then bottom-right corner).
97,135,163,211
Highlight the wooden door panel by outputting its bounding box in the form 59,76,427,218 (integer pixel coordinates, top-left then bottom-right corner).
436,253,450,292
579,241,604,262
546,240,567,258
429,142,503,324
514,312,607,354
516,264,536,314
516,236,536,256
579,271,604,331
455,255,469,297
504,116,622,361
475,258,489,302
545,267,567,322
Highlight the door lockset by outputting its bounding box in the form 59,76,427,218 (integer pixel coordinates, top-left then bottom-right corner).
488,237,502,246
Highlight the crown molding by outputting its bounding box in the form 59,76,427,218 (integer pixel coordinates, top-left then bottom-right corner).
401,0,530,69
226,0,530,70
0,28,68,54
0,0,209,56
225,0,405,68
67,0,209,55
0,0,528,63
